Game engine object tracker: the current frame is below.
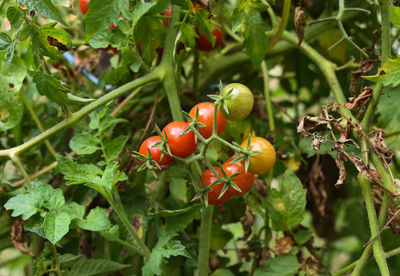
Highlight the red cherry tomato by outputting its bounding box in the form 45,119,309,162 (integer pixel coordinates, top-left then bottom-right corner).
223,158,254,196
199,168,231,205
79,0,90,15
162,121,197,158
195,25,223,51
139,136,174,168
189,102,226,139
163,7,171,28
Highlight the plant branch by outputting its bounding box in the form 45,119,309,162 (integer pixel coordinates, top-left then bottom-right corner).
358,174,390,276
0,70,161,158
261,61,275,137
266,0,291,53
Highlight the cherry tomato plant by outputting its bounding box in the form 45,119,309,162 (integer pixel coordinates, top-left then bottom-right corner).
0,1,400,276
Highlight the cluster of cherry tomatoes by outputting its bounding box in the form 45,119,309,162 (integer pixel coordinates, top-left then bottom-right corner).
138,83,276,205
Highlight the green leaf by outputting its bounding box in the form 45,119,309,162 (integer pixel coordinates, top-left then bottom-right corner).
24,215,46,239
377,87,400,149
362,57,400,87
57,155,103,186
169,178,187,203
5,41,15,64
62,256,130,276
88,29,112,49
4,193,41,220
36,183,65,211
83,0,129,39
293,230,313,245
232,5,269,67
33,71,93,106
142,233,190,276
131,1,157,35
76,207,110,231
6,7,23,28
390,4,400,29
69,134,100,155
101,161,128,190
101,225,119,241
60,202,85,221
21,0,66,25
193,10,217,46
254,254,300,276
44,211,71,244
267,170,307,231
0,56,26,131
5,183,65,220
97,116,128,135
0,32,11,51
211,269,235,276
104,135,128,160
34,24,72,58
154,204,202,234
180,23,197,48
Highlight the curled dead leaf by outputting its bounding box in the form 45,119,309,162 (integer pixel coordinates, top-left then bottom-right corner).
344,87,373,110
294,6,306,46
275,236,294,255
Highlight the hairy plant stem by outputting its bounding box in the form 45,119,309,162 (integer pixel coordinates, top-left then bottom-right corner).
10,154,32,189
106,189,150,258
51,245,62,276
266,0,291,53
359,174,390,276
159,4,183,121
197,205,213,276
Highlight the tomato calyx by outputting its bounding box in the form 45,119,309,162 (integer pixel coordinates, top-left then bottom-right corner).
231,134,261,172
182,109,207,142
133,149,169,172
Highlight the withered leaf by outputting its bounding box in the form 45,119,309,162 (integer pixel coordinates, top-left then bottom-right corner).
335,152,347,187
275,236,294,255
294,6,305,46
349,153,381,183
309,157,327,218
311,135,328,151
350,61,375,93
297,116,335,135
344,87,373,110
372,129,393,165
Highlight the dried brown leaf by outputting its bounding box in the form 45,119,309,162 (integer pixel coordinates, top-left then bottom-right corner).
297,116,335,135
344,87,373,110
372,129,393,165
350,61,376,93
309,158,327,218
11,219,34,257
349,153,381,183
239,208,255,241
275,236,294,255
294,6,306,46
335,152,347,187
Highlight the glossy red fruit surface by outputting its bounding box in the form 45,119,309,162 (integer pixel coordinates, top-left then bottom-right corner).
189,102,226,139
195,25,223,51
199,168,231,205
139,136,174,167
162,121,197,158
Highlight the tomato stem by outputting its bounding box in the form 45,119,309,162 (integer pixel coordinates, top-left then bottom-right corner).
197,205,213,276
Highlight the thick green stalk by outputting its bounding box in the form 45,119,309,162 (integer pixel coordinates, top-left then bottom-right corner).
0,70,161,158
159,5,183,121
266,0,291,53
349,244,373,276
359,174,390,276
197,205,213,276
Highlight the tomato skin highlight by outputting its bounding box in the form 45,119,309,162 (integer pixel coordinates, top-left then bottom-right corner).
162,121,197,158
195,25,223,51
189,102,226,139
79,0,90,15
199,168,231,205
223,159,254,196
139,136,174,167
220,83,254,121
241,137,276,175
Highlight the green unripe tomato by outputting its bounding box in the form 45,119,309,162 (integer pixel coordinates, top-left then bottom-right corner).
219,83,254,121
